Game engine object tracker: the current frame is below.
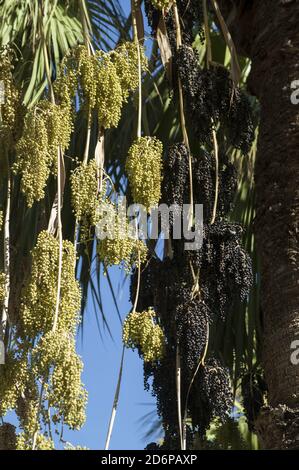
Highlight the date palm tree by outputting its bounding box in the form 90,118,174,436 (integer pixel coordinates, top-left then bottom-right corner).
0,0,282,450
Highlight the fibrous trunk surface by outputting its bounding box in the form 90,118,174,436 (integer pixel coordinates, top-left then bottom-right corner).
218,0,299,449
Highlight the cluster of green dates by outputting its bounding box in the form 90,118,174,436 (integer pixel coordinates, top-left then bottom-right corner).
123,308,165,363
14,101,72,207
126,137,163,213
0,46,19,145
151,0,173,10
0,272,6,303
70,160,148,271
0,231,86,450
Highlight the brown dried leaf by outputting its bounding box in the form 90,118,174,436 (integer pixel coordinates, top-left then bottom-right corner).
156,16,173,84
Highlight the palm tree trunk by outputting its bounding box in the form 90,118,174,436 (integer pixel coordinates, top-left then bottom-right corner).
218,0,299,449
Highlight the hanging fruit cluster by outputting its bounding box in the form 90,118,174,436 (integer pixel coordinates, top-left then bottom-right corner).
0,231,86,449
0,272,6,302
126,136,163,212
96,197,148,272
0,46,20,146
20,231,81,336
123,0,254,449
145,0,205,54
175,45,254,154
123,308,165,363
14,100,72,206
55,42,147,129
